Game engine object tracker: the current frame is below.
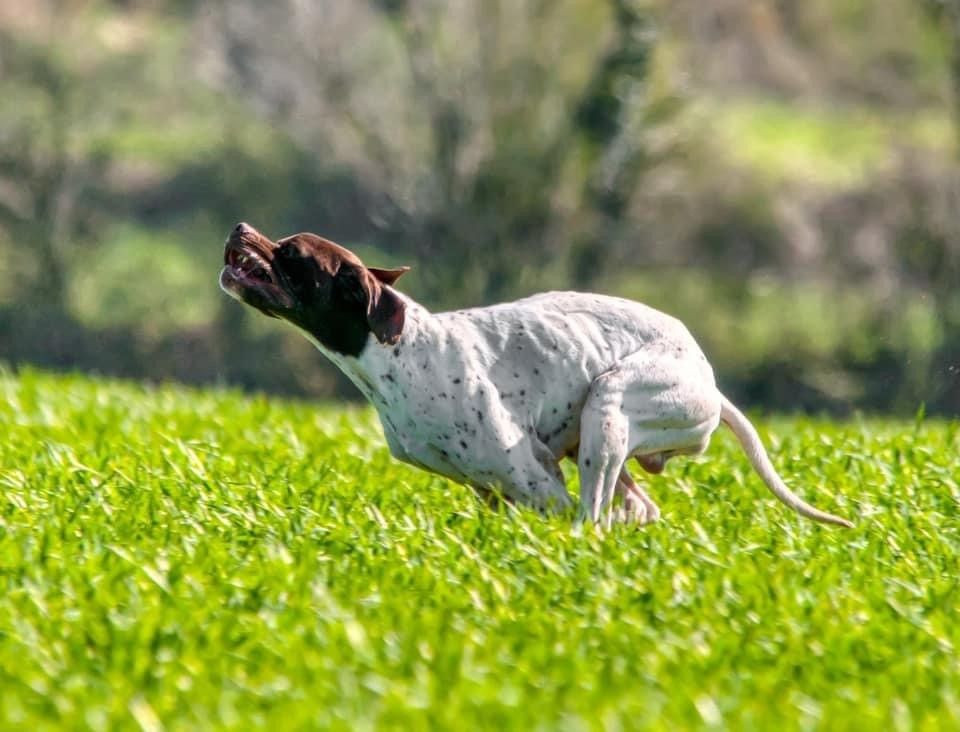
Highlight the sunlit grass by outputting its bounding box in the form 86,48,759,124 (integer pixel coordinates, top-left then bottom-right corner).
0,369,957,729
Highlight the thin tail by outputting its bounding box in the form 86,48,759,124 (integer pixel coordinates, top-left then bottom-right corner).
720,395,853,528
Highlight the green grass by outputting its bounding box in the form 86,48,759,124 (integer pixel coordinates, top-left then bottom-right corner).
0,370,958,730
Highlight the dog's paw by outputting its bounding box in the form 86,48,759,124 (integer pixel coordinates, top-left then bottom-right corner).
622,493,660,526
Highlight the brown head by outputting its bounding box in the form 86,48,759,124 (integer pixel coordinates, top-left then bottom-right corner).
219,223,410,357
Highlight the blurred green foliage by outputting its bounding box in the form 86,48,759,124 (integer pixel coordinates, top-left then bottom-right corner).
707,100,953,187
614,271,952,410
0,0,959,413
68,224,221,335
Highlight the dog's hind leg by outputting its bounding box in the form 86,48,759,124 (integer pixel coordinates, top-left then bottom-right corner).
577,349,722,528
616,467,660,525
577,369,631,529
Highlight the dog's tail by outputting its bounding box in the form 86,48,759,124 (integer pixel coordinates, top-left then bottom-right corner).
719,395,853,528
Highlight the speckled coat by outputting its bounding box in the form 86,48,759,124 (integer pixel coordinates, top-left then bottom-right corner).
221,224,853,529
313,290,722,520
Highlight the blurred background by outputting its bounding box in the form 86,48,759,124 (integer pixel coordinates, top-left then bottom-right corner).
1,0,959,414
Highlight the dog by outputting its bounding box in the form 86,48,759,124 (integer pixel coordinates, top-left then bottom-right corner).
220,222,852,529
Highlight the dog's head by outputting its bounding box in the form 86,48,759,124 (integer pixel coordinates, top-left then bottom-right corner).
220,223,410,356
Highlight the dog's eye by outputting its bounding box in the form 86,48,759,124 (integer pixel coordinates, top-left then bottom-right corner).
276,243,299,260
275,244,307,268
276,249,332,297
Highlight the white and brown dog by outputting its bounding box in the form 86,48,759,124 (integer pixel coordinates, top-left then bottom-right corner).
220,223,852,529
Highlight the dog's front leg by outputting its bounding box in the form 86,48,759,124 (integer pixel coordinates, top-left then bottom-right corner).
461,430,573,515
469,484,516,510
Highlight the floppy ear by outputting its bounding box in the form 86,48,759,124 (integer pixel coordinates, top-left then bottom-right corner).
367,266,410,286
365,281,406,345
337,263,407,345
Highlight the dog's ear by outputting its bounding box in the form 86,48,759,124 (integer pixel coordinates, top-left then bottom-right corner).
367,266,410,286
365,282,406,345
337,264,406,345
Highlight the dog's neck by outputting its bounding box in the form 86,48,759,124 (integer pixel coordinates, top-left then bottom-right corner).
300,291,438,403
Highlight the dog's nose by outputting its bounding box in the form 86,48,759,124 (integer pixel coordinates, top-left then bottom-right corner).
233,222,254,237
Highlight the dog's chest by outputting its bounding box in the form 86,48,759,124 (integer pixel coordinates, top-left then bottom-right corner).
361,317,587,454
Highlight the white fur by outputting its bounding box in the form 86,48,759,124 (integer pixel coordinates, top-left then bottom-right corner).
296,288,852,528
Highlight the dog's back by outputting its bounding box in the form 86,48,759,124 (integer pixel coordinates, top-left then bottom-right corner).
431,291,715,456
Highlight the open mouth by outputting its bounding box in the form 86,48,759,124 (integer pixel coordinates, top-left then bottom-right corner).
220,224,296,313
225,244,273,286
221,240,294,313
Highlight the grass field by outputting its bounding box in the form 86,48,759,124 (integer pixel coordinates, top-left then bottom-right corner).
0,369,957,730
